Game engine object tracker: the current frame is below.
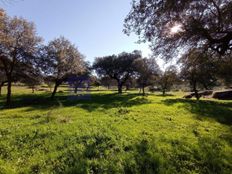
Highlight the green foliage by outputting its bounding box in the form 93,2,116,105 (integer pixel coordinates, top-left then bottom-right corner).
124,0,232,56
0,86,231,173
93,50,141,93
180,48,218,92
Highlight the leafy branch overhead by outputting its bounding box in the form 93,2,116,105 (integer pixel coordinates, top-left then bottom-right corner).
124,0,232,58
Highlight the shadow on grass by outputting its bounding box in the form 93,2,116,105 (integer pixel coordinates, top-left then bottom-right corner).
162,98,232,125
153,94,175,97
0,92,150,112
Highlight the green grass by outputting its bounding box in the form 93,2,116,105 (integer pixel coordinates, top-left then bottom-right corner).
0,86,231,174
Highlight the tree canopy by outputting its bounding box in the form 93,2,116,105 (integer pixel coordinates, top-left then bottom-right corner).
93,51,141,93
124,0,232,58
41,36,86,99
0,11,42,106
157,65,178,95
179,48,217,99
134,57,160,95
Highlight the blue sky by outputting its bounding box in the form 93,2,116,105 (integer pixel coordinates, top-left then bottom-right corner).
0,0,153,63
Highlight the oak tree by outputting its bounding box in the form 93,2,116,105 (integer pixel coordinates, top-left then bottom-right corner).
93,51,141,94
179,48,217,100
41,37,86,99
134,57,160,95
0,11,42,106
124,0,232,58
158,65,178,96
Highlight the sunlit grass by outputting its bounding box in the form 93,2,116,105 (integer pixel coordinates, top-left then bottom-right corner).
0,86,231,173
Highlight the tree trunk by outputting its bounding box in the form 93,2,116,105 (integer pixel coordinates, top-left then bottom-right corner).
126,84,130,91
0,82,4,96
6,80,12,107
118,83,123,94
86,86,90,91
31,86,36,93
86,81,90,91
193,81,200,100
51,82,60,99
142,85,145,96
74,86,78,93
0,85,2,96
162,89,166,96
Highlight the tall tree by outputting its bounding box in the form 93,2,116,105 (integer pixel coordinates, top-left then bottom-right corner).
124,0,232,57
0,10,42,106
158,65,178,96
41,37,86,99
134,57,160,95
93,51,141,94
179,48,217,100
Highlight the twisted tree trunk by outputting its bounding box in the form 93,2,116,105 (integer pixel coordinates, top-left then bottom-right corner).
51,81,62,99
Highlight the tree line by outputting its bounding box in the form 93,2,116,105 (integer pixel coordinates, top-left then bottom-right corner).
1,2,232,108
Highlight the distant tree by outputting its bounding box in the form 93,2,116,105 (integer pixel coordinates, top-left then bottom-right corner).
125,76,136,91
216,55,232,88
22,78,40,93
93,51,141,94
179,48,217,100
68,62,92,93
89,75,101,91
134,57,160,96
100,76,116,90
158,65,178,96
82,61,92,91
19,66,42,93
0,11,42,106
41,37,86,99
124,0,232,57
44,76,54,92
68,74,90,93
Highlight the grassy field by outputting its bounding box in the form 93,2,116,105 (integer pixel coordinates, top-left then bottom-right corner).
0,86,231,174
